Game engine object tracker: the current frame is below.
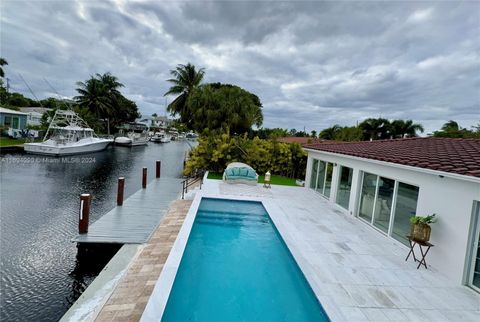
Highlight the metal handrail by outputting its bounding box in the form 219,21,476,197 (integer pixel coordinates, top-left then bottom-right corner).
181,171,204,199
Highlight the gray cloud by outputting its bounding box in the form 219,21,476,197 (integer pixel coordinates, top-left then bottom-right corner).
1,0,479,134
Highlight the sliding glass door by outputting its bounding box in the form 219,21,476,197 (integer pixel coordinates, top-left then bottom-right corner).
324,163,334,197
316,161,326,194
336,166,353,209
372,177,395,233
358,172,419,240
391,183,420,245
468,202,480,292
309,159,333,199
310,159,319,189
359,173,377,222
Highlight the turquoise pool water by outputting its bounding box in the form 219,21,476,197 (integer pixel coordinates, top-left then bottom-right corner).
162,198,329,322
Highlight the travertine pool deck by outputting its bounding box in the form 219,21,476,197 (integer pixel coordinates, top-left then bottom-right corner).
94,199,192,321
142,179,479,322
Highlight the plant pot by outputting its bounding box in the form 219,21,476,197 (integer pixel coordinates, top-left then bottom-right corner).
411,223,431,242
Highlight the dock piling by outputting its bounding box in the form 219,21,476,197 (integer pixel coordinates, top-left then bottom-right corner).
117,177,125,206
142,167,147,189
79,194,91,234
156,160,161,178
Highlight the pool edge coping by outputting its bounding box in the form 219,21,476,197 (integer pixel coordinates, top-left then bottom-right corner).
140,192,336,322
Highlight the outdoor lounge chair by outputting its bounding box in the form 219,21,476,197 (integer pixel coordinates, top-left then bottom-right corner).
222,162,258,185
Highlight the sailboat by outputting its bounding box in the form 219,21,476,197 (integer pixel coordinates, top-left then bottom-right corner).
24,110,113,156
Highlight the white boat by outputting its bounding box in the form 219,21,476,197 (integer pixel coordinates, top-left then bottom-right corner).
150,132,171,143
24,110,113,156
186,132,198,140
114,123,149,147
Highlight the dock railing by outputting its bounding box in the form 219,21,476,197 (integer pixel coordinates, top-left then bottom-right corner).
181,169,204,199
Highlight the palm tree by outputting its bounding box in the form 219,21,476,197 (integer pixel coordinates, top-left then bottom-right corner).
164,63,205,120
359,118,391,140
441,120,460,132
390,120,424,138
0,58,8,78
75,73,123,134
319,124,341,140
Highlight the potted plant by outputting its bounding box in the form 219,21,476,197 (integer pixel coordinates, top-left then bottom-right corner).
410,214,437,242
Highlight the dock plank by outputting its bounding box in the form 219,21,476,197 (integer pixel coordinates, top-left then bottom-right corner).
73,177,184,244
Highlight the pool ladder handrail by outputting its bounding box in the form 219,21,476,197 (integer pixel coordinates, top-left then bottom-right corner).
181,170,204,199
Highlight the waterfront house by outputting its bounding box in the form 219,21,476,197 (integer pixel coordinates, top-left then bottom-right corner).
20,107,52,126
0,107,28,138
304,137,480,291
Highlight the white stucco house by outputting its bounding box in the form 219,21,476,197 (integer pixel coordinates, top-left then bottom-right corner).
304,137,480,292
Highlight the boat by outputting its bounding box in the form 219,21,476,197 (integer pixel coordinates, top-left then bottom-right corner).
186,132,198,140
24,110,113,156
150,132,171,143
114,123,149,146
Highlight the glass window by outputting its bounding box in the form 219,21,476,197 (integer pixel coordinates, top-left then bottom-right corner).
323,163,334,198
359,173,378,223
316,161,326,193
310,159,319,189
336,166,353,209
392,182,419,245
471,203,480,291
373,177,395,233
4,116,11,126
12,117,19,129
473,231,480,289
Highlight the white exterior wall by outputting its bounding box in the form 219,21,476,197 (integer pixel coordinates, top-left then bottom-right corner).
305,149,480,285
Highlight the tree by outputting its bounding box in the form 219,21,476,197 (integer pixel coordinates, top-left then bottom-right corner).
310,130,317,138
152,113,158,118
433,120,479,138
164,63,205,125
185,83,263,134
319,124,341,140
359,118,391,140
75,73,137,134
334,126,363,141
0,57,7,78
249,127,289,140
390,119,424,138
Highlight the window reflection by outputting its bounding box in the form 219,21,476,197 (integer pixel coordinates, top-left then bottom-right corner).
336,166,353,209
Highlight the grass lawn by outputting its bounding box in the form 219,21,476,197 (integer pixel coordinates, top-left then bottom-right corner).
0,137,27,147
207,171,299,186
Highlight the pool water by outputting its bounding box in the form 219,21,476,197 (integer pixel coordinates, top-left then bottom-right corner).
162,198,329,322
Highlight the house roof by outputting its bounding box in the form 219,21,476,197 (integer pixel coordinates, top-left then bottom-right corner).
277,137,328,146
304,137,480,178
19,107,52,114
0,107,28,116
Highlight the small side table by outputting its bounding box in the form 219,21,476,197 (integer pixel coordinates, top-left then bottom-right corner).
263,180,271,188
405,236,434,269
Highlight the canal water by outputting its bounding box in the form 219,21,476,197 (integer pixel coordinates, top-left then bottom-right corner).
0,141,193,322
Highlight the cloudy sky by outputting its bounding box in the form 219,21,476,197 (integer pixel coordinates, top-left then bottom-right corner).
1,0,479,133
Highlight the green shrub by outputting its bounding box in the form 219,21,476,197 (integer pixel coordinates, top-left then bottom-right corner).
184,133,307,179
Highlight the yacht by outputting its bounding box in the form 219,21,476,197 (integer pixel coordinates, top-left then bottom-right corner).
24,110,112,156
151,132,171,143
114,123,149,146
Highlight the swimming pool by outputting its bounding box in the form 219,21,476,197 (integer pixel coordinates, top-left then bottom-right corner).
160,198,329,322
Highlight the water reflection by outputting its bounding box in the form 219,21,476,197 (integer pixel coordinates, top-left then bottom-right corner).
66,243,122,306
0,142,191,322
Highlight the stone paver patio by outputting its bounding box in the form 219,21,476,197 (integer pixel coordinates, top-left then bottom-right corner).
94,200,192,322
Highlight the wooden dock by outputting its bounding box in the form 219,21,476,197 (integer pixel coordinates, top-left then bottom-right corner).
73,177,183,244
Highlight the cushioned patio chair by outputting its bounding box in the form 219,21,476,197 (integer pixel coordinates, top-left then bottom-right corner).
222,162,259,185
